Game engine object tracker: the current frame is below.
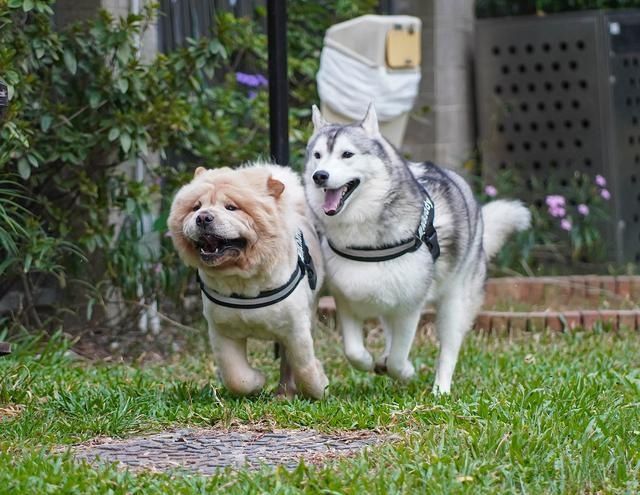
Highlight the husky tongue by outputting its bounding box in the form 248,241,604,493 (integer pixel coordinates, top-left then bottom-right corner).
323,187,345,214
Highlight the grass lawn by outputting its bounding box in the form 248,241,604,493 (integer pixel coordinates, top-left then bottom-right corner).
1,323,639,494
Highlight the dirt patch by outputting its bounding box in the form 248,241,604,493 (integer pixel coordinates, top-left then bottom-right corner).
72,427,385,474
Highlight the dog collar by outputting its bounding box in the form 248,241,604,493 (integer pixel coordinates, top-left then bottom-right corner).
197,231,317,309
328,195,440,262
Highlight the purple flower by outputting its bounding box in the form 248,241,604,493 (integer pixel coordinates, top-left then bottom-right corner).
545,195,566,208
577,204,589,216
595,174,607,187
548,205,566,218
235,72,268,88
247,90,257,100
560,218,572,231
484,185,497,197
600,188,611,200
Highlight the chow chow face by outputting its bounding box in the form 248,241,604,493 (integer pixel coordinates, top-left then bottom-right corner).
168,166,286,273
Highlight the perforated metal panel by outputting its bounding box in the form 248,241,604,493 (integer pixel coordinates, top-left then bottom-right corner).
476,11,640,263
607,12,640,263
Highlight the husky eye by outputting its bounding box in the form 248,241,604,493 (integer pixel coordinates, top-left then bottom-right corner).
313,151,321,159
225,204,238,211
192,202,201,212
342,151,354,159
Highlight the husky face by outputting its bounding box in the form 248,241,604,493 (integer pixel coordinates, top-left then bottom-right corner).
305,104,391,221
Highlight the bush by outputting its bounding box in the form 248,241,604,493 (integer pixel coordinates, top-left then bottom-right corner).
0,0,376,332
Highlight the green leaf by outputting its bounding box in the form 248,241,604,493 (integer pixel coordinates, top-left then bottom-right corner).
17,158,31,180
108,128,120,142
63,49,77,75
23,254,33,273
125,197,136,214
22,0,34,11
136,137,148,156
120,133,132,153
40,115,53,132
89,91,101,109
117,78,129,93
27,154,39,168
116,44,131,64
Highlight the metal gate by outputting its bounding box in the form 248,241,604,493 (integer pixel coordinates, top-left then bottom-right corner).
475,10,640,263
158,0,264,52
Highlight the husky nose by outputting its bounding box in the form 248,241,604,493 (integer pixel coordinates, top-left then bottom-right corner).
196,212,214,227
312,170,329,186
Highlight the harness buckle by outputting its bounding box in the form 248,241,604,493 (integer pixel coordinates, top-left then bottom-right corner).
423,226,440,260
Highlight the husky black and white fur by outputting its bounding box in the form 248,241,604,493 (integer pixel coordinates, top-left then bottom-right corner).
304,104,531,394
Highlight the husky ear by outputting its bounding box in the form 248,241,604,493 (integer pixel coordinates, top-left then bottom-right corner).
360,103,380,136
311,105,328,132
267,176,285,199
194,166,206,178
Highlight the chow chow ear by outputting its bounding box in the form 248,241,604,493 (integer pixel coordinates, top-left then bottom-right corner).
360,102,380,136
267,176,285,199
194,166,206,177
312,104,328,132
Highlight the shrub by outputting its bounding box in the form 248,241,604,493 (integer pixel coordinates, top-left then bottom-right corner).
0,0,376,331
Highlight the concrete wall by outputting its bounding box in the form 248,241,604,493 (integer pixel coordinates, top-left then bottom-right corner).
395,0,475,169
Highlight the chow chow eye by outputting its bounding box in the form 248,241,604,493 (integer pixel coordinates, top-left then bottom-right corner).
313,151,321,159
342,151,354,159
225,204,238,211
192,202,201,212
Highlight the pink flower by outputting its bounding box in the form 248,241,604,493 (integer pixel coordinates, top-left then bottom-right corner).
545,195,566,208
164,231,173,238
600,189,611,200
560,218,572,231
549,205,566,218
577,204,589,216
484,185,497,197
595,175,607,187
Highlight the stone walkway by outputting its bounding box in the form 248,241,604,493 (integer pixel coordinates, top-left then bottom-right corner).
73,427,381,474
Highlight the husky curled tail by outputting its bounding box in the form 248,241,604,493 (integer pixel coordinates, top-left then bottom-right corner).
481,200,531,259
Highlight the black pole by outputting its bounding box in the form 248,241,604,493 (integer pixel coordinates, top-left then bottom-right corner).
266,0,289,166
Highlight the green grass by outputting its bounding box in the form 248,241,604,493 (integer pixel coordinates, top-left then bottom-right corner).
1,325,639,494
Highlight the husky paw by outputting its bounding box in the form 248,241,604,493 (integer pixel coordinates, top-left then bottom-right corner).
345,348,374,372
432,382,451,395
387,360,415,383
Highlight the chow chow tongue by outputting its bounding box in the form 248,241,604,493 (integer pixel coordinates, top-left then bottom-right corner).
322,186,345,214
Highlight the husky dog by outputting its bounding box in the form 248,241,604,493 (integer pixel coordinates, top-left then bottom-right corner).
168,163,328,399
304,104,531,394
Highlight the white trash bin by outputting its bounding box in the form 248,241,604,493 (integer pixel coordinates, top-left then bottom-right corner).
317,15,422,147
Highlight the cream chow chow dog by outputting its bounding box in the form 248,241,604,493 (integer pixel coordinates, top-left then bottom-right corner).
168,163,328,399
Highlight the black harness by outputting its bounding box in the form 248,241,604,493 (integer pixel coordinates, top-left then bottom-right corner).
328,194,440,263
197,231,317,310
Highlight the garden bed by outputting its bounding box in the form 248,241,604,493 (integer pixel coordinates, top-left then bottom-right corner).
318,276,640,334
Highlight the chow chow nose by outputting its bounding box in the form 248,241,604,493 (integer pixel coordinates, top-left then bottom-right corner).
312,170,329,186
195,212,214,227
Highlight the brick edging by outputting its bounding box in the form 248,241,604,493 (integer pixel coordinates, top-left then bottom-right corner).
484,275,640,307
317,274,640,334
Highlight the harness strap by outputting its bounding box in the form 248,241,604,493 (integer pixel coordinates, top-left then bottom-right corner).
328,196,440,263
197,231,317,310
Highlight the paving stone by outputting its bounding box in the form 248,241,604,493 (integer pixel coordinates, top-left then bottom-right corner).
73,428,381,474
